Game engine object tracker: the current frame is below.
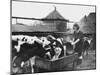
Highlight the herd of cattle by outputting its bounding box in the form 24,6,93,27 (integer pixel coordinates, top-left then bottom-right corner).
11,34,91,74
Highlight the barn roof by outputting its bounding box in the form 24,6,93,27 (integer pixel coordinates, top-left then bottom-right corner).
43,7,67,21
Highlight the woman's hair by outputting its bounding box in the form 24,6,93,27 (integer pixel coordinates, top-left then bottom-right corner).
73,23,80,30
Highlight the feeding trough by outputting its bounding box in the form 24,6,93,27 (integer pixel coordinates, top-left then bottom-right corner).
34,53,78,72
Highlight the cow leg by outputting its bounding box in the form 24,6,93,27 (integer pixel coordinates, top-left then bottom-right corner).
83,49,88,58
31,65,34,73
29,56,36,73
86,49,88,55
82,50,85,58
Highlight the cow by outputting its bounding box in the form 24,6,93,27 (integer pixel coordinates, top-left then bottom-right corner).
82,37,92,56
46,36,64,59
12,40,50,74
12,40,18,59
12,35,65,74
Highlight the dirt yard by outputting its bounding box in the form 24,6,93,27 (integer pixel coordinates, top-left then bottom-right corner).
76,50,96,70
54,50,96,72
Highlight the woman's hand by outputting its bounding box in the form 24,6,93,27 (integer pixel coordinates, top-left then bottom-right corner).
72,39,80,45
71,42,75,45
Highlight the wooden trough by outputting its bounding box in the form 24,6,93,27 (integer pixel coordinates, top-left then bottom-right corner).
34,53,78,72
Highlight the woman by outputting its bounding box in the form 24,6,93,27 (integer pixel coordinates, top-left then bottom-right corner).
71,23,84,62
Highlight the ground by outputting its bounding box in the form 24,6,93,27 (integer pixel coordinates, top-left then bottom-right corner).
61,50,96,71
76,50,96,70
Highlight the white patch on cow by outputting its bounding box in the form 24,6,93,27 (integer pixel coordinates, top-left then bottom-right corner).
40,37,50,47
45,52,51,59
51,47,62,61
88,39,92,44
12,35,18,41
57,38,63,45
83,37,92,45
29,56,36,73
63,45,66,56
14,40,25,52
12,67,20,73
47,35,56,40
20,62,24,68
12,56,17,64
53,42,56,45
22,56,36,73
79,55,83,59
45,47,51,51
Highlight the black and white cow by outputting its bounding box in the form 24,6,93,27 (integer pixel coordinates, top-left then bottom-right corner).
46,36,64,59
12,35,65,73
82,37,92,56
12,41,50,73
12,40,18,59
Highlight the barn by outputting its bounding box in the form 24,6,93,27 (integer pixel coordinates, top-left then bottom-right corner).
41,7,69,32
12,7,69,32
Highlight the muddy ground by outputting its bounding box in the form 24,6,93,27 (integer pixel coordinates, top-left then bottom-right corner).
76,50,96,70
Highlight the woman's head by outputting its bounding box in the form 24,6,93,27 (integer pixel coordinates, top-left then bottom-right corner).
73,23,80,32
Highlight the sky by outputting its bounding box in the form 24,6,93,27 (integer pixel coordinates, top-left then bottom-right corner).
12,0,95,25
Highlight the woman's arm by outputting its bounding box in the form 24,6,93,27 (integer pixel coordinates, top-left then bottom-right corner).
72,31,83,45
71,39,80,45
